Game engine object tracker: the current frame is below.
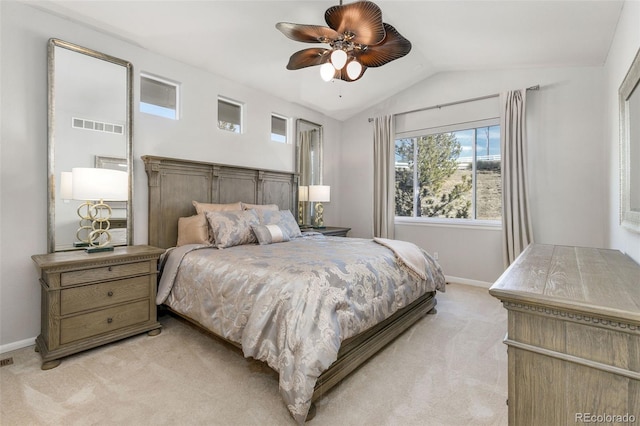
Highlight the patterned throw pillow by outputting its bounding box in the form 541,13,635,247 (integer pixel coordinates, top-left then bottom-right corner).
257,209,302,238
205,209,259,249
251,224,290,245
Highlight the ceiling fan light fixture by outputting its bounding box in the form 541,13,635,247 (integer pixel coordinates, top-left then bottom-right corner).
276,1,411,82
320,62,336,81
330,49,348,70
346,59,363,80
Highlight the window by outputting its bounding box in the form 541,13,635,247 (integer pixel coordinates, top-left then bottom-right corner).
271,114,288,143
395,120,501,222
218,97,242,133
140,73,179,119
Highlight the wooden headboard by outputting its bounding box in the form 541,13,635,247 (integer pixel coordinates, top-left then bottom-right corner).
142,155,298,249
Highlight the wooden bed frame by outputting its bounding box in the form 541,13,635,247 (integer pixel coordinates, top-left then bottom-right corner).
142,155,437,420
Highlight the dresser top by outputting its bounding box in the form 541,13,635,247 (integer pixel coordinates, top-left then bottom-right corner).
32,245,165,269
489,244,640,323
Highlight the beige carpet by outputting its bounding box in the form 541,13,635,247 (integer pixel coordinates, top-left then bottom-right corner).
0,283,507,425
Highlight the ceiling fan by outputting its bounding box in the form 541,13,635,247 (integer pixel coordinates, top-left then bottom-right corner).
276,0,412,82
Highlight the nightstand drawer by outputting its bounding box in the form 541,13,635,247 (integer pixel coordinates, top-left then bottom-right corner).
60,299,150,344
61,261,150,286
60,276,150,315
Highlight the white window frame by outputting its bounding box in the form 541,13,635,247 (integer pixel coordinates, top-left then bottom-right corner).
139,72,180,120
217,96,243,134
270,113,289,143
394,118,502,227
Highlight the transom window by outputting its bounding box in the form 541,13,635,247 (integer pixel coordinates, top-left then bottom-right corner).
218,97,243,133
395,119,501,222
271,114,288,143
140,73,179,120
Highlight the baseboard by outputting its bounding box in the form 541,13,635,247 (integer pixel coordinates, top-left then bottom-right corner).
445,275,493,289
0,337,36,354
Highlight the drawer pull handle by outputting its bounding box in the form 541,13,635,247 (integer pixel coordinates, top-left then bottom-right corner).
107,291,114,297
108,266,113,272
107,317,113,324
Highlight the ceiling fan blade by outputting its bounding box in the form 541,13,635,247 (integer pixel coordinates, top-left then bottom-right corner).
335,65,368,82
276,22,341,43
286,48,331,70
325,1,385,45
357,23,412,68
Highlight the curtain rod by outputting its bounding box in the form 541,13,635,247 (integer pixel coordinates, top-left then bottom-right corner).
367,85,540,123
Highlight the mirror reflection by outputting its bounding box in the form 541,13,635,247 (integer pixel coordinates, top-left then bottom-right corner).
48,39,133,252
296,119,323,227
620,47,640,233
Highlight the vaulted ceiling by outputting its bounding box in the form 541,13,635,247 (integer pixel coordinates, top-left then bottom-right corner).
29,0,624,120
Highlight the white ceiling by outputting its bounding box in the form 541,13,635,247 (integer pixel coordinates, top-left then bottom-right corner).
29,0,624,121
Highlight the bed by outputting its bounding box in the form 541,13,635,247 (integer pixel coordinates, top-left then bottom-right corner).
143,155,446,423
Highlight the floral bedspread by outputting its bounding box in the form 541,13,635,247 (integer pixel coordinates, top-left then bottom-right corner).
157,236,445,423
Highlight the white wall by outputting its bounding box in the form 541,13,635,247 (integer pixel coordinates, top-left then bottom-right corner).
340,66,608,284
0,1,341,350
2,0,636,351
606,0,640,263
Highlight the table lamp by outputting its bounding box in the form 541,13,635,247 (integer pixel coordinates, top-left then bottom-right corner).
71,167,128,253
308,185,330,228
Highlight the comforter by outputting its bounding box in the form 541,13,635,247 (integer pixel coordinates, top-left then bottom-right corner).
157,235,446,423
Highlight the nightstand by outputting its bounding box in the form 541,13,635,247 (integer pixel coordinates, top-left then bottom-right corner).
306,226,351,237
31,245,165,370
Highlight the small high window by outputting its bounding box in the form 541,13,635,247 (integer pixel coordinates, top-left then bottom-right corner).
271,114,288,143
218,97,242,133
140,73,179,120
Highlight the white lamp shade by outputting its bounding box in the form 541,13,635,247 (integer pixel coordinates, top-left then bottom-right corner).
330,49,347,70
298,185,309,202
60,171,73,200
346,59,363,80
72,168,128,201
308,185,330,202
320,62,335,82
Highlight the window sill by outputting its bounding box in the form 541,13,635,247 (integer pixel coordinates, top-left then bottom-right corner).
395,217,502,231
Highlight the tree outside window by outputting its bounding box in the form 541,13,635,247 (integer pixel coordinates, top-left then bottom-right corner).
395,123,501,222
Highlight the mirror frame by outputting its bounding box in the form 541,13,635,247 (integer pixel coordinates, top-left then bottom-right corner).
47,39,134,252
295,118,324,184
295,118,323,226
619,47,640,233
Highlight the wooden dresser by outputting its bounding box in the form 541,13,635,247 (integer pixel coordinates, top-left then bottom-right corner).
32,245,165,370
490,244,639,425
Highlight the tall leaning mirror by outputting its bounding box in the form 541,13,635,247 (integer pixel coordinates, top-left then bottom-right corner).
48,39,133,252
296,119,323,227
620,47,640,233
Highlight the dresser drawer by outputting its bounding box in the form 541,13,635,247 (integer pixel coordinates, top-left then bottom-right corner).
61,261,151,286
60,299,150,345
60,276,150,315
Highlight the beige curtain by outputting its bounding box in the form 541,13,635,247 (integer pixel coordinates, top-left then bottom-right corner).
373,115,395,239
501,90,533,266
298,130,312,186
